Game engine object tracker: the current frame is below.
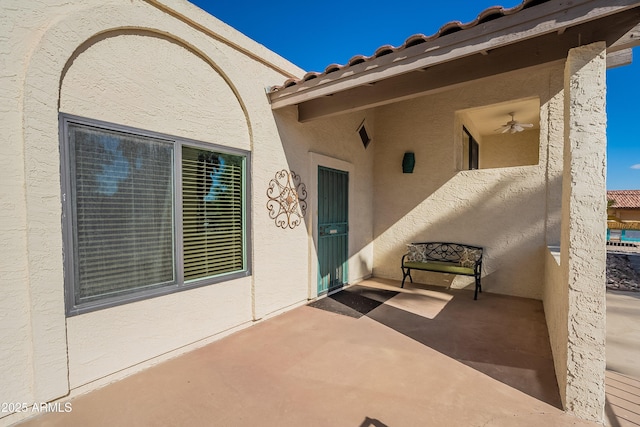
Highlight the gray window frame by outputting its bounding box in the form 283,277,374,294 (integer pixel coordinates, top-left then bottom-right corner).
60,113,252,316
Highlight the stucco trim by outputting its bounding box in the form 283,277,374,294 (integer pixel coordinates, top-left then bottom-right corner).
58,27,254,148
145,0,304,79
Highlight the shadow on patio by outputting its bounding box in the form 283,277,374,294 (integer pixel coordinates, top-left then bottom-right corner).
310,279,562,408
18,279,598,427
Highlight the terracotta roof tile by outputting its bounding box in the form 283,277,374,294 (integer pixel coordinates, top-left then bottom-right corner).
608,190,640,208
269,0,552,93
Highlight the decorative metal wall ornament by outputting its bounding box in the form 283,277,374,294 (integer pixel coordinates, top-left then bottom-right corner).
266,170,307,229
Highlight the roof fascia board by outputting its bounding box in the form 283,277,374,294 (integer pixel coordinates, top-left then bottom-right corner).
607,48,633,68
297,58,565,122
269,0,640,109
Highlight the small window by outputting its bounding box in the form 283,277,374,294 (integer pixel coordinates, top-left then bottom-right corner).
357,120,372,149
463,127,479,170
60,114,250,315
625,230,640,241
608,229,622,241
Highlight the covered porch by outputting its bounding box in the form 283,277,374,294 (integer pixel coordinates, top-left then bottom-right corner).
268,3,640,422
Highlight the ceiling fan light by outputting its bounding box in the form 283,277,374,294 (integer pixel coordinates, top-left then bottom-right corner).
496,112,534,134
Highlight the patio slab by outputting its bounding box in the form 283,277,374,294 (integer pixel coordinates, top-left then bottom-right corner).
18,279,599,427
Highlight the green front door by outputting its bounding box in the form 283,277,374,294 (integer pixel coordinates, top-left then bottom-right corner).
317,166,348,294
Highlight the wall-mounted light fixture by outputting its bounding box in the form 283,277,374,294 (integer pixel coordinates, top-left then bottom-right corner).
402,152,415,174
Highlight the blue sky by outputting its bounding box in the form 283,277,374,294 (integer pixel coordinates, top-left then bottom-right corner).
189,0,639,190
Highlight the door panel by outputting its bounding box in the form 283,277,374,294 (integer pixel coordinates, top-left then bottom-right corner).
317,166,348,294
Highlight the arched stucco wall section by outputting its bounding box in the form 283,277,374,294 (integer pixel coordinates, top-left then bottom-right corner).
15,0,299,406
59,28,257,390
60,29,250,148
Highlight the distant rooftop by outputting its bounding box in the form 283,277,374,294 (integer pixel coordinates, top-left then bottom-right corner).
608,190,640,208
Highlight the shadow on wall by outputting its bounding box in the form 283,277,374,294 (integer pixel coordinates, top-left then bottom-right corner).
366,72,564,297
374,170,560,297
270,84,563,299
271,104,376,249
265,107,315,234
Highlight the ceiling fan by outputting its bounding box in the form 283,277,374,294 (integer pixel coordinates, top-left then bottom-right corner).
496,112,534,134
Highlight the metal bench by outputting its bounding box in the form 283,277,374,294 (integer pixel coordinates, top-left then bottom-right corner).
401,242,484,300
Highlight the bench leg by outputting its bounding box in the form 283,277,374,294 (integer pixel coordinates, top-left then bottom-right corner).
401,268,412,288
474,275,481,300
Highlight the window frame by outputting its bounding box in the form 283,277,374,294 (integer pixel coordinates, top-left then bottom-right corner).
60,113,251,316
463,126,479,170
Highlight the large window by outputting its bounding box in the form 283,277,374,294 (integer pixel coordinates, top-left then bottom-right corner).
60,114,250,315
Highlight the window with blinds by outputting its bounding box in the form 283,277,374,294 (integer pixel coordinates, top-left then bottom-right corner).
68,123,175,305
61,115,249,315
182,147,244,281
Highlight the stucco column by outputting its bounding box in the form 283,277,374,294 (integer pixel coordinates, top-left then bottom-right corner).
561,42,607,422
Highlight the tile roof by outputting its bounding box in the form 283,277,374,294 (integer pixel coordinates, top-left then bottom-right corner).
608,190,640,208
269,0,551,93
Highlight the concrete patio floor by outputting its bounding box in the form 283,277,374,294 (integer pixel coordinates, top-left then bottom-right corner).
18,279,604,427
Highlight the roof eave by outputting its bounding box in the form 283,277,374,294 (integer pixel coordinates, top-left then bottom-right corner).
268,0,640,111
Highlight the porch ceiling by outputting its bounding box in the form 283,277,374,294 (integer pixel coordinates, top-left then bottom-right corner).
268,0,640,123
462,98,540,137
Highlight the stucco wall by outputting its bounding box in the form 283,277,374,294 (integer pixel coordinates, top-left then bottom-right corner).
371,66,563,299
610,209,640,221
60,32,250,149
0,0,330,421
480,130,540,169
541,69,567,407
543,249,568,407
273,107,376,297
0,0,75,410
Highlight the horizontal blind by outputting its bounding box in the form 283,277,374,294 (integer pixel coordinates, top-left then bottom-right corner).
182,147,244,281
69,124,175,304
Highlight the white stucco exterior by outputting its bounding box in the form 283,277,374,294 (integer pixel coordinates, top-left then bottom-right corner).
1,3,378,423
1,0,308,422
0,0,623,424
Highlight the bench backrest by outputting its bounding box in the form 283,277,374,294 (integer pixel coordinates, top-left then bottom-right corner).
406,242,483,267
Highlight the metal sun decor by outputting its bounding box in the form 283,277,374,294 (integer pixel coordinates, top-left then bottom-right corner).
266,169,307,229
